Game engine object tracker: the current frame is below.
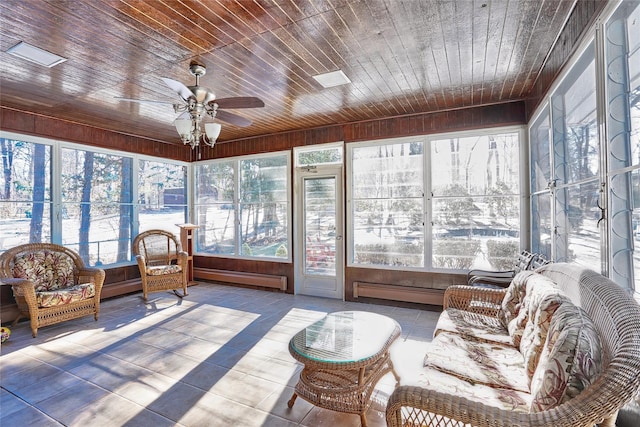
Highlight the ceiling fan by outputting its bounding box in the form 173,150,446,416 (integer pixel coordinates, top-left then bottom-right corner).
117,61,264,148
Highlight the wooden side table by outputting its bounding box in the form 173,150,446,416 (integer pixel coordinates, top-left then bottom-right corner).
176,223,199,285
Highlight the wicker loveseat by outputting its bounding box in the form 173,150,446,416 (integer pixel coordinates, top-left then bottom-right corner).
386,263,640,427
0,243,105,338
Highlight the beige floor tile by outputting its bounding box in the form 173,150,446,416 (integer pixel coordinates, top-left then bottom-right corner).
1,282,438,426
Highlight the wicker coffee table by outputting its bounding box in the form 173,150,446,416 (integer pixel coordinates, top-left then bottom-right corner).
287,311,401,426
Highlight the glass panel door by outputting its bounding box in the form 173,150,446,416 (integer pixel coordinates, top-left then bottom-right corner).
296,169,344,299
304,177,337,276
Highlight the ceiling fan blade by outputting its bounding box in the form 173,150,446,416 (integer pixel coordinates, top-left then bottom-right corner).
161,77,194,101
115,97,174,106
216,110,252,127
215,97,265,109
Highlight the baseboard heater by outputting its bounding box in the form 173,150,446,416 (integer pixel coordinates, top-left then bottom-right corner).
353,281,444,306
194,268,287,291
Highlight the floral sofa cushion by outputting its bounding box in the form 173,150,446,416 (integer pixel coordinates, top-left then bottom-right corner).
12,250,75,292
505,273,561,349
434,308,512,346
146,264,182,276
424,331,530,393
36,283,96,307
408,365,532,413
518,278,569,382
501,270,533,327
529,301,603,411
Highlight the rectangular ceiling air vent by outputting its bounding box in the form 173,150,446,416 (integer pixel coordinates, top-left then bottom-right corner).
313,70,351,88
7,42,67,68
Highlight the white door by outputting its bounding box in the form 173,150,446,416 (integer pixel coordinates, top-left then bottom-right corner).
295,167,344,299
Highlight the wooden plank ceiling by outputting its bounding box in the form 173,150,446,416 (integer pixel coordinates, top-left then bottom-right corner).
0,0,577,146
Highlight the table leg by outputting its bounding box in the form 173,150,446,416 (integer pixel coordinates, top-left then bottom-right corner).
287,392,298,408
360,413,368,427
388,356,401,384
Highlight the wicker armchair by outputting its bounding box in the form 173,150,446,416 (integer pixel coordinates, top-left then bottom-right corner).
0,243,105,338
132,229,188,301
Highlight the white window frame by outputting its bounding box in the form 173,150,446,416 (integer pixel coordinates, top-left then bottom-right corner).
193,150,292,263
346,125,526,272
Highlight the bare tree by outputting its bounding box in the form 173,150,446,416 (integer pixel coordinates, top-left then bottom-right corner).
79,152,94,262
29,143,46,242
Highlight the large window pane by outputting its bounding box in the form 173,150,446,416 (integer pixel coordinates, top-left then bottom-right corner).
552,46,598,186
545,43,601,271
530,110,551,193
606,2,640,292
531,193,552,258
305,177,337,275
353,199,424,267
138,160,187,235
431,133,520,270
431,134,520,196
61,148,133,266
195,154,290,260
0,139,51,251
239,156,288,258
351,141,424,267
554,180,600,267
195,161,235,254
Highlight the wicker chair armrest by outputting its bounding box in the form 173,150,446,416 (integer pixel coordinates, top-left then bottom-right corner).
177,250,188,266
443,285,506,315
135,254,147,267
5,278,37,299
77,267,105,295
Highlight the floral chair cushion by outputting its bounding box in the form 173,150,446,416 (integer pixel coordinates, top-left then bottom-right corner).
408,366,532,413
435,308,512,346
12,250,75,292
424,331,530,393
36,283,96,308
529,301,602,412
146,264,182,276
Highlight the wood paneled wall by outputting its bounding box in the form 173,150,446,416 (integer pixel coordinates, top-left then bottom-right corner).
1,107,191,162
198,101,526,160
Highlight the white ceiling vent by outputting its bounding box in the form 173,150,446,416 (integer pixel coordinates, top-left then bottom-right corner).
7,42,67,68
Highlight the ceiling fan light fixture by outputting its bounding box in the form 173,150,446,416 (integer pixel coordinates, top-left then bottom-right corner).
7,41,67,68
313,70,351,88
204,122,222,145
173,115,192,138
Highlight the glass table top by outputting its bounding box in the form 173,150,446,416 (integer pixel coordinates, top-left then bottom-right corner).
289,311,400,364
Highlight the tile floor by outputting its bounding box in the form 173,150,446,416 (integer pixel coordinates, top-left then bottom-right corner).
0,283,441,427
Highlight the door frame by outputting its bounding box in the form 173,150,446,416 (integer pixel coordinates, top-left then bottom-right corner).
293,164,345,299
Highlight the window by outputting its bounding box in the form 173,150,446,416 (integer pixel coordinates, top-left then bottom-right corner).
296,145,343,166
348,129,522,271
195,152,290,260
550,43,599,267
60,148,133,266
350,141,424,267
605,1,640,291
431,133,520,270
0,138,51,251
138,159,187,235
529,1,640,295
0,133,189,268
530,110,552,258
